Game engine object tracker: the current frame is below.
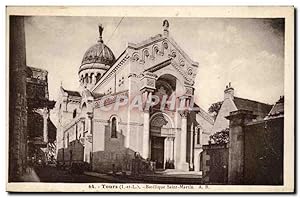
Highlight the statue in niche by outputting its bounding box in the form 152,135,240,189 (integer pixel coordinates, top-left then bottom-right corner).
163,19,169,31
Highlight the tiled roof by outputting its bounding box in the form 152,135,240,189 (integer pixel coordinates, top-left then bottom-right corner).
233,97,272,118
266,96,284,119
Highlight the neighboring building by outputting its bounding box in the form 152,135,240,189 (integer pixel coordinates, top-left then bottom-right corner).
210,82,272,135
201,96,284,184
200,83,273,180
26,66,56,164
54,20,213,173
227,96,284,185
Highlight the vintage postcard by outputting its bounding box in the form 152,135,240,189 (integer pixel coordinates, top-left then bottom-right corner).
6,6,294,192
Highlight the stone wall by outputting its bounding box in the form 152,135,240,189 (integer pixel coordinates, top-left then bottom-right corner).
201,144,229,184
92,123,135,172
244,117,283,184
57,139,84,166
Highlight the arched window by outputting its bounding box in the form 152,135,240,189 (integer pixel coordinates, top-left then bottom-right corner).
111,117,117,138
197,128,201,145
82,120,86,137
85,73,88,84
75,123,78,140
73,109,77,118
90,73,93,83
96,73,101,82
67,133,70,147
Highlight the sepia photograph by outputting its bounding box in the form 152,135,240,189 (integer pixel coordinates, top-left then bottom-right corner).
6,6,294,192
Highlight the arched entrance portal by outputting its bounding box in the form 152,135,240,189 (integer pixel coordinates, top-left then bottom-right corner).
150,112,175,169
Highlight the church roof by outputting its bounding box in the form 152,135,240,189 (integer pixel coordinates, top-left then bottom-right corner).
80,42,116,68
92,92,105,99
79,25,116,73
62,87,81,97
233,97,272,117
194,103,214,125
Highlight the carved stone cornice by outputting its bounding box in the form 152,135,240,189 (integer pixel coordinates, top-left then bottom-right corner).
140,71,157,93
225,110,257,127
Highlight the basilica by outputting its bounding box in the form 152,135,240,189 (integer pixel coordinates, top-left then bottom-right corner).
54,20,214,173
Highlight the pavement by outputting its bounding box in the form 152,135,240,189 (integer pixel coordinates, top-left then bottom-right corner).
85,169,203,184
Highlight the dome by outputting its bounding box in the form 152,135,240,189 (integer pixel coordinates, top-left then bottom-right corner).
79,41,116,72
79,24,116,73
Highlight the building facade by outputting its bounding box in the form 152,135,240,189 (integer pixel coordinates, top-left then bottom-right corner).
55,20,213,173
26,66,56,165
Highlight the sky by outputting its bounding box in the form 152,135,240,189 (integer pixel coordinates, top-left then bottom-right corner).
24,16,284,111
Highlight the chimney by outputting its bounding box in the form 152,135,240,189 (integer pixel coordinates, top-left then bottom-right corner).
224,82,234,100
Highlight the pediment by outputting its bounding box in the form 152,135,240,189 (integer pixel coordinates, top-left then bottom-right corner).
128,35,199,84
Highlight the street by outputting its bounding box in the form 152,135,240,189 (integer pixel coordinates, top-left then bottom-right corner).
33,166,202,184
34,166,110,183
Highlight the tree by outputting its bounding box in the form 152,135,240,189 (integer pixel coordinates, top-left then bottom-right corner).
208,101,223,120
209,128,229,145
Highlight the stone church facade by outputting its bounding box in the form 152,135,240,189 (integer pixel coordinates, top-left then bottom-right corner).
54,20,213,173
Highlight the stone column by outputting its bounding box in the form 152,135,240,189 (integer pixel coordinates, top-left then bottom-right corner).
179,109,189,171
164,137,168,169
9,16,28,181
170,137,174,161
36,107,49,143
194,151,200,172
92,74,96,84
225,110,256,184
142,91,151,159
166,137,170,161
189,123,194,170
193,127,201,172
85,112,93,164
35,107,50,164
87,112,93,135
143,109,150,159
140,72,157,159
